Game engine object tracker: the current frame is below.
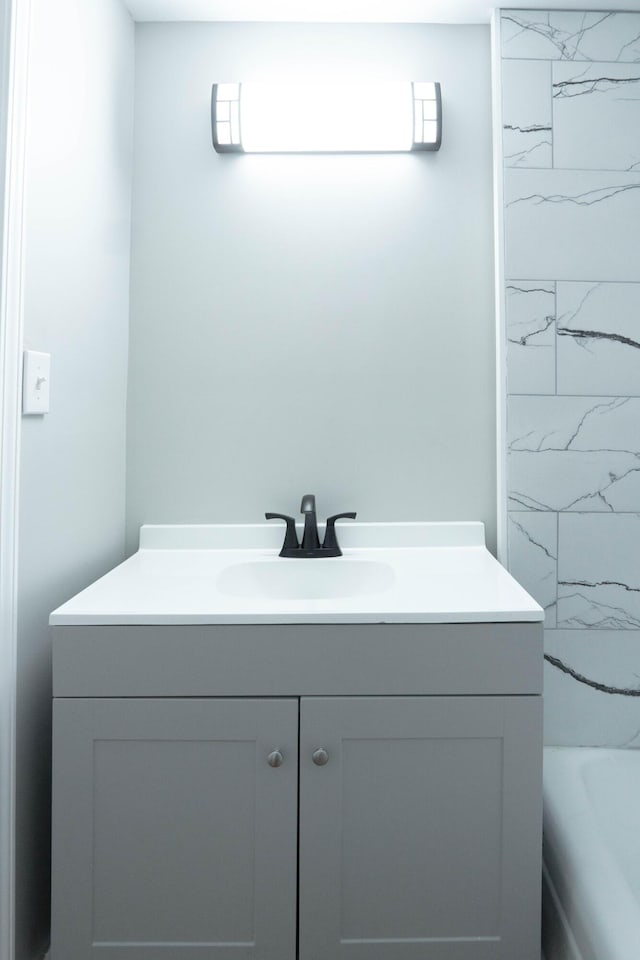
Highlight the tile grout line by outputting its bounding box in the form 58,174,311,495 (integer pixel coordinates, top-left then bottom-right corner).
554,280,558,395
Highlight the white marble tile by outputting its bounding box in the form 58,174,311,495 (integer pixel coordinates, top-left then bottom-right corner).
544,629,640,745
502,9,640,753
508,512,557,627
508,396,640,511
506,281,556,395
557,513,640,629
556,281,640,396
502,11,640,62
502,60,552,168
553,62,640,171
504,169,640,281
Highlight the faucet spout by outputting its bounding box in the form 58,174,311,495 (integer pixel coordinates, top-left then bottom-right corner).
300,493,316,515
300,493,320,551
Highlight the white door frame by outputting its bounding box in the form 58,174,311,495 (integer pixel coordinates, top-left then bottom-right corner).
0,1,31,959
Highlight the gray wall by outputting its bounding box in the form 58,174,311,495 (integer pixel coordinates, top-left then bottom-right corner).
499,10,640,746
0,0,6,236
126,23,496,553
16,1,134,956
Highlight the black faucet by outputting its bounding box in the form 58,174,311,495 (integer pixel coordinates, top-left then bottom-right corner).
266,494,356,558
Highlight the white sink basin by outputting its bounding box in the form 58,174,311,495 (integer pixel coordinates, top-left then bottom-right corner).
48,522,544,625
216,558,395,600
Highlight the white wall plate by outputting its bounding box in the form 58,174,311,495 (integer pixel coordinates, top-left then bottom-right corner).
22,350,51,415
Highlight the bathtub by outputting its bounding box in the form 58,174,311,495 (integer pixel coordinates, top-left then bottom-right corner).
542,747,640,960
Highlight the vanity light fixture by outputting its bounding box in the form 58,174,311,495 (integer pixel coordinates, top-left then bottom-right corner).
211,81,441,154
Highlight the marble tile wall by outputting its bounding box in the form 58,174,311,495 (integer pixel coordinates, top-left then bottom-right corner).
500,10,640,745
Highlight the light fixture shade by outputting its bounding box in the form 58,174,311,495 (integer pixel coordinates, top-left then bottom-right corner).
211,81,441,154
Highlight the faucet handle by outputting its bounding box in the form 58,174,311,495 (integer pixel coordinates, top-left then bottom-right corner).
265,513,299,555
322,512,357,557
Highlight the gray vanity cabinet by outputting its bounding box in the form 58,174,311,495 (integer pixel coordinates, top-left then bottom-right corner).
51,622,543,960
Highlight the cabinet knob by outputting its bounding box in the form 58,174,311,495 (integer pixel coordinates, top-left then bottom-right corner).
267,750,284,768
312,748,329,766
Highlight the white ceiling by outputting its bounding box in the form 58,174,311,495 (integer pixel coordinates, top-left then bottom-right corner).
124,0,640,25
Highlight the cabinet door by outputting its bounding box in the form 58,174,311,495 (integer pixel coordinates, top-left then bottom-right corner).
299,696,541,960
52,698,298,960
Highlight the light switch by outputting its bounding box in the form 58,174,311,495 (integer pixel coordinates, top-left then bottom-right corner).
23,350,51,414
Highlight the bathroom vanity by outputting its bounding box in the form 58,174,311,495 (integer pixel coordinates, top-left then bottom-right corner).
50,522,544,960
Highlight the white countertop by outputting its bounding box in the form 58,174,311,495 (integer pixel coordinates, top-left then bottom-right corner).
50,522,543,626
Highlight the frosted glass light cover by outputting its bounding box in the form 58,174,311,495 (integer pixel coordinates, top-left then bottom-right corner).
211,81,441,154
